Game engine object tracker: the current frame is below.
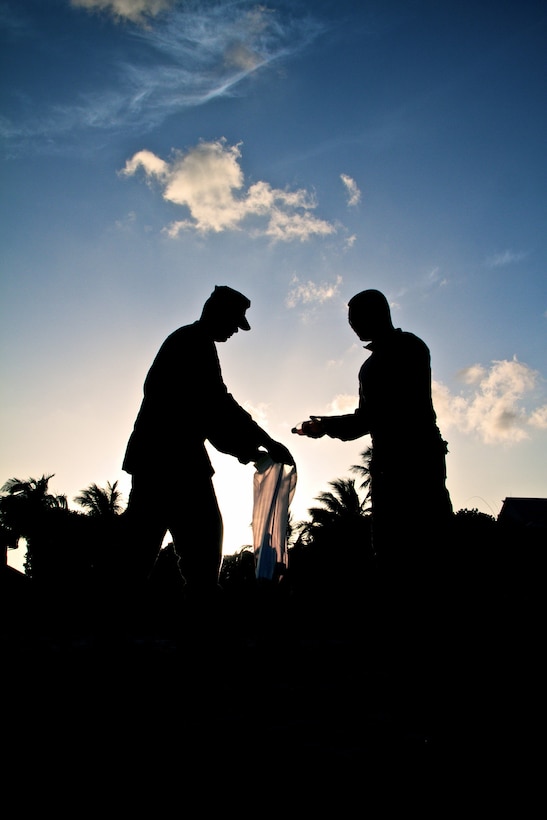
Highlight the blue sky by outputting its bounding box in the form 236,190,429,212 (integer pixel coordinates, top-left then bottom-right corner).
2,0,546,570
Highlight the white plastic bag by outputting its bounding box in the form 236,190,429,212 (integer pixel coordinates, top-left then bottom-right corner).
252,454,297,580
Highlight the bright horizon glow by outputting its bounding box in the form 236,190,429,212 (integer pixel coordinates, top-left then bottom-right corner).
2,1,546,573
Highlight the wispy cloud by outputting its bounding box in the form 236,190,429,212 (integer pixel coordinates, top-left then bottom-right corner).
484,249,528,268
386,267,449,308
285,275,343,308
120,139,337,242
0,3,30,35
3,2,325,148
427,266,448,287
241,400,270,429
70,0,175,26
433,357,546,444
327,394,359,415
340,174,361,207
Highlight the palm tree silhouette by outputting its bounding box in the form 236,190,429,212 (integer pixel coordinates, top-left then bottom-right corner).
349,447,373,511
74,481,124,518
0,474,67,546
292,476,371,577
0,474,69,580
297,477,368,543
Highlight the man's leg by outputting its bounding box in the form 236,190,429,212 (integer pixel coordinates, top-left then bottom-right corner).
89,473,166,640
167,477,224,647
169,475,223,594
123,474,168,585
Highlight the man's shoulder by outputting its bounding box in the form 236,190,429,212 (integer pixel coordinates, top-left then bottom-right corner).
395,329,429,352
166,320,200,340
160,321,204,349
149,322,206,368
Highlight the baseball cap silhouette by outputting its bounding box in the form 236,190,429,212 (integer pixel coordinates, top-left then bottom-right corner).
205,285,251,330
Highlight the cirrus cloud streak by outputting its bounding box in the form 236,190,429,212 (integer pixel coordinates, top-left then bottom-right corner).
3,2,325,149
340,173,361,207
70,0,175,25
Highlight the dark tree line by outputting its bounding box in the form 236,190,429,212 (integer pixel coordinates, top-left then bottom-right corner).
1,460,542,646
0,475,123,582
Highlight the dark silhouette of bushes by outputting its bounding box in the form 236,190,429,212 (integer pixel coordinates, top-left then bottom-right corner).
2,471,544,656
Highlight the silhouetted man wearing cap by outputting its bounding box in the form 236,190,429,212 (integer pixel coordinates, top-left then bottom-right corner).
122,286,294,599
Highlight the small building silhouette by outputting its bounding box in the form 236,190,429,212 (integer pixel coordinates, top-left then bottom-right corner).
497,497,547,530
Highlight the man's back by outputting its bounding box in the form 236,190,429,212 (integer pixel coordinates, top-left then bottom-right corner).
123,321,219,475
358,328,438,448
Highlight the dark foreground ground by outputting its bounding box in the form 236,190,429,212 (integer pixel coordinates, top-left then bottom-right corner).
2,566,543,807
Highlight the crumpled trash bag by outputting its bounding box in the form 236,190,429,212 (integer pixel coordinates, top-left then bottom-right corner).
252,453,297,581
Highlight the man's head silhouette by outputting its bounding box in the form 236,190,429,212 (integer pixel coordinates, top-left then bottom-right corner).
348,289,394,342
202,285,251,331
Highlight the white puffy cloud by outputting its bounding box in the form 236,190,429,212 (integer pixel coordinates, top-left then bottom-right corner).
340,173,361,207
162,141,245,233
528,404,547,429
457,363,486,385
319,358,545,446
120,139,338,241
327,394,358,415
121,148,168,179
263,210,336,242
434,357,544,444
70,0,174,25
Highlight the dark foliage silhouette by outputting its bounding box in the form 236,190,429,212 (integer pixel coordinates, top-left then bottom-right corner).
287,476,373,639
0,474,68,574
349,446,373,508
73,480,124,518
2,458,544,770
1,475,128,637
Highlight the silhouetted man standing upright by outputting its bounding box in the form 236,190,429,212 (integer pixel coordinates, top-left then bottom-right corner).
294,288,452,574
293,289,453,700
123,286,294,599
